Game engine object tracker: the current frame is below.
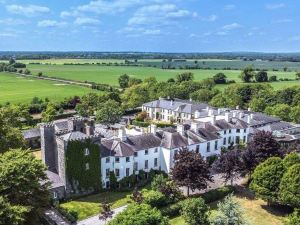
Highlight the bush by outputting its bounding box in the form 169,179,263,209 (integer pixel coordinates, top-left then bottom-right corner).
180,198,209,225
56,206,78,222
192,186,235,203
143,190,168,208
132,120,150,127
160,201,182,217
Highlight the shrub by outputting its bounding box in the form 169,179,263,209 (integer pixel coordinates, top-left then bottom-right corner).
160,202,182,217
180,198,209,225
196,186,235,203
132,120,150,127
143,190,168,208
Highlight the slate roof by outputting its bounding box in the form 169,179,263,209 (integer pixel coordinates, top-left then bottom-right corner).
22,128,40,139
59,131,88,141
256,121,295,132
160,131,188,149
143,98,208,114
46,170,65,189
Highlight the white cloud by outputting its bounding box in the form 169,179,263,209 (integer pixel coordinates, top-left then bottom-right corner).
38,20,67,28
0,18,26,25
74,17,101,26
119,26,162,36
266,3,285,10
6,4,50,16
222,23,243,30
128,4,196,26
143,29,161,35
216,31,228,36
273,19,293,23
202,14,218,22
0,32,18,37
224,4,236,10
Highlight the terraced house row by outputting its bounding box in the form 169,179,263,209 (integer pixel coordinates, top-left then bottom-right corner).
22,98,300,199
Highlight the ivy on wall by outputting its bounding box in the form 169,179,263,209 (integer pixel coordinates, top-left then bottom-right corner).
65,139,101,191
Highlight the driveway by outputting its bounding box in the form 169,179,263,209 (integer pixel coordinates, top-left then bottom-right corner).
77,205,127,225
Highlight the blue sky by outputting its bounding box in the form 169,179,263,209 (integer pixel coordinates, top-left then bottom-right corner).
0,0,299,52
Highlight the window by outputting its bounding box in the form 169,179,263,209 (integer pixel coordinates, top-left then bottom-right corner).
224,130,227,134
134,162,138,171
106,169,110,177
236,136,240,144
126,157,130,162
126,168,130,176
223,138,226,145
154,148,158,153
115,169,120,177
215,141,218,150
53,191,58,199
196,145,200,153
145,150,148,155
207,142,210,152
237,129,240,133
243,136,246,143
85,163,89,170
154,158,158,167
115,157,120,163
84,148,89,156
145,160,148,169
134,152,138,157
106,157,110,163
229,129,232,134
244,129,247,133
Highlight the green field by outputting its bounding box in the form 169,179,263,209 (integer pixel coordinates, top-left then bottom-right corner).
25,64,298,87
0,72,96,104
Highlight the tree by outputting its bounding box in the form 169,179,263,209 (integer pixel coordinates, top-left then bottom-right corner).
190,89,217,103
171,149,212,196
265,104,292,122
96,100,124,124
121,85,150,109
210,194,248,225
250,157,285,205
180,198,209,225
135,111,148,122
240,66,255,83
131,187,144,204
37,72,43,77
118,74,130,88
296,72,300,79
248,131,281,165
269,75,277,82
255,71,268,82
239,148,257,180
213,73,227,84
280,164,300,208
175,72,194,83
285,210,300,225
0,150,50,224
290,106,300,124
249,97,266,112
99,202,113,225
128,77,142,87
41,103,57,122
282,152,300,169
108,203,169,225
213,150,241,185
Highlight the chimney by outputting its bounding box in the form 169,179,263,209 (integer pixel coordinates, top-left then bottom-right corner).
191,122,199,132
239,112,244,119
225,112,230,122
248,108,251,112
233,112,237,118
236,105,240,110
170,100,173,106
206,106,210,111
194,110,200,119
150,124,157,134
217,108,222,115
189,98,192,102
118,127,127,141
247,114,254,124
177,124,185,135
208,109,214,116
211,115,216,125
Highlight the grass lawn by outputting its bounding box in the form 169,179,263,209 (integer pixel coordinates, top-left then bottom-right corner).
0,72,97,104
26,64,297,87
170,194,286,225
60,191,132,221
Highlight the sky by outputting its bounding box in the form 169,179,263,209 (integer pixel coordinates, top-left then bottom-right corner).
0,0,299,52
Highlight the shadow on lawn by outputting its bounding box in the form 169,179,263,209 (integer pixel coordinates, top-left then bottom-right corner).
74,191,131,204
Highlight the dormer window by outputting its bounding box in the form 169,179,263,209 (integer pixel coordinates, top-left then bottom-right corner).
84,148,90,156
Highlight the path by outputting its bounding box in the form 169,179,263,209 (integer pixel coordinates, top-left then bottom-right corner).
77,205,127,225
44,207,71,225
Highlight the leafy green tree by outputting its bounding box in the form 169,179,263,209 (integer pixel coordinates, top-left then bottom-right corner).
265,104,291,121
255,71,268,82
190,89,217,103
41,103,57,122
180,198,209,225
280,164,300,208
121,85,150,109
249,97,267,112
290,106,300,123
128,77,142,87
142,190,167,208
296,72,300,79
118,74,130,88
250,157,285,204
282,152,300,169
240,66,255,83
210,194,248,225
171,149,212,196
175,72,194,83
0,150,50,224
269,75,277,82
96,100,124,124
108,203,169,225
213,73,227,84
285,210,300,225
151,174,168,190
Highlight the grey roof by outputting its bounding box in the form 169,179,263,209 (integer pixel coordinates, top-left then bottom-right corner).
143,98,208,114
46,170,65,189
257,121,295,132
22,128,40,139
160,131,188,149
101,139,135,157
59,131,88,141
53,119,69,131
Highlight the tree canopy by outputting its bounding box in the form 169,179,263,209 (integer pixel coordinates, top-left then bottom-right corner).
96,100,124,124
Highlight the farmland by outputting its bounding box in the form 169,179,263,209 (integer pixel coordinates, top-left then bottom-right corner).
0,72,95,104
25,64,298,87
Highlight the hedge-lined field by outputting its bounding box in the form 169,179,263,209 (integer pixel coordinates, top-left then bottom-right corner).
0,72,96,104
25,64,297,86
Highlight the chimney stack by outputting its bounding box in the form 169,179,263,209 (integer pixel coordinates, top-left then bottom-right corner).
194,110,200,119
225,112,230,122
247,114,254,124
208,109,214,116
118,127,127,141
177,124,185,135
150,124,157,134
191,122,199,132
211,115,216,125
